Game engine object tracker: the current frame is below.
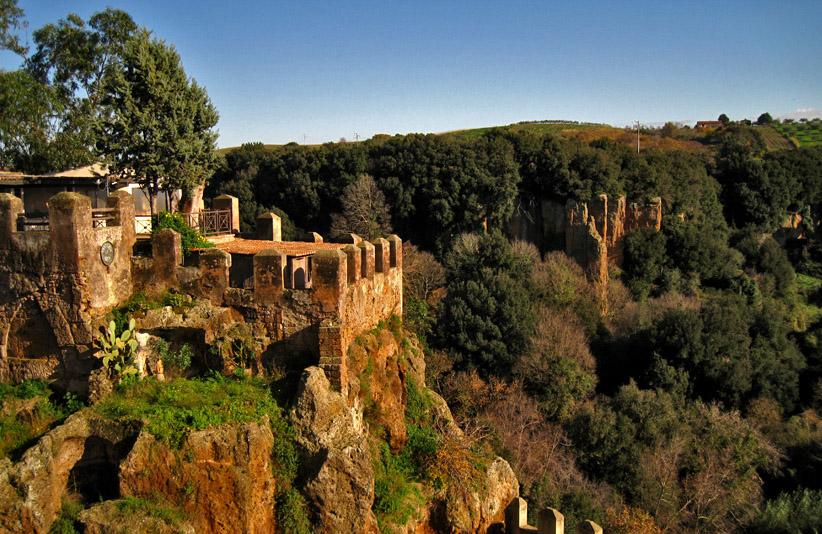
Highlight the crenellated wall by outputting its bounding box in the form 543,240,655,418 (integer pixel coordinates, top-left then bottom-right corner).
0,191,403,394
504,497,603,534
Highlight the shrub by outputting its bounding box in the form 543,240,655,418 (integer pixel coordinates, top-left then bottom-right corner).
152,211,213,257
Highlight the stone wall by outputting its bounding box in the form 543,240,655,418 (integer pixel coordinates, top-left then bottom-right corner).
504,497,603,534
0,191,403,395
509,194,662,282
0,192,136,393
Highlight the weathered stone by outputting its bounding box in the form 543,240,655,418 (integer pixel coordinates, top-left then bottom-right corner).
119,423,277,534
0,409,140,534
78,500,194,534
290,367,375,534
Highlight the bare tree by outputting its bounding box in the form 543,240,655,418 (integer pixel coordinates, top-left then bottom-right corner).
402,242,445,305
329,174,392,240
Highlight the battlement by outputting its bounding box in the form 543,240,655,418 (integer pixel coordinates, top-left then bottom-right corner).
505,497,603,534
0,191,137,390
0,191,136,309
1,191,402,393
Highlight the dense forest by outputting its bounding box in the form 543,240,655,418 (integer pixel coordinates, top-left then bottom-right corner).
208,123,822,533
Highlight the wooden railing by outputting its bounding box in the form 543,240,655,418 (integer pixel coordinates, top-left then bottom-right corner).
91,208,116,228
16,214,49,231
183,208,231,236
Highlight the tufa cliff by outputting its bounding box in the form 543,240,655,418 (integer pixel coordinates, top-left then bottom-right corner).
510,194,662,291
0,310,519,534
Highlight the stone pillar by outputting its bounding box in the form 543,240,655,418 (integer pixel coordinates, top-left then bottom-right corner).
312,249,347,313
48,192,93,273
343,244,361,284
319,318,347,393
213,194,240,233
575,520,602,534
198,248,231,305
335,233,362,245
589,193,608,244
256,212,282,241
505,497,533,534
151,228,183,290
254,249,286,305
538,508,564,534
358,240,375,280
387,234,402,269
0,193,23,247
302,232,323,243
373,237,389,273
107,190,136,250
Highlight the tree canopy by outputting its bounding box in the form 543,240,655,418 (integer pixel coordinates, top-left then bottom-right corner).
96,29,219,212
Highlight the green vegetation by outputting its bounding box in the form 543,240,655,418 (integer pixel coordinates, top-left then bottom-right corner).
115,495,187,525
773,120,822,147
95,374,276,446
152,211,214,257
94,374,310,532
0,380,83,460
97,318,139,379
47,499,83,534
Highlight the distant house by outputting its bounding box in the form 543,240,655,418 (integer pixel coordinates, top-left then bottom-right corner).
0,164,176,217
695,121,723,129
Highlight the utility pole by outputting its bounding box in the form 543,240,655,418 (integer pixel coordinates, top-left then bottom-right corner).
633,120,641,153
354,132,359,142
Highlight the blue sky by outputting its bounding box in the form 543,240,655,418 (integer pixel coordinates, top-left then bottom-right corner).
3,1,821,148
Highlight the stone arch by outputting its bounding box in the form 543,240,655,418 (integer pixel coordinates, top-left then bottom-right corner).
1,297,62,382
7,297,61,360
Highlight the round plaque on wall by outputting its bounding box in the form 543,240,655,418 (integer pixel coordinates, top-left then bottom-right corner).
100,241,115,266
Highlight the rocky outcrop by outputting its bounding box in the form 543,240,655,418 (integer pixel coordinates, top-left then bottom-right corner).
78,500,193,534
0,407,279,534
0,410,140,534
119,423,278,534
290,366,379,534
511,194,662,292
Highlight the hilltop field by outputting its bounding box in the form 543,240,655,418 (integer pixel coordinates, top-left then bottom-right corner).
218,119,821,154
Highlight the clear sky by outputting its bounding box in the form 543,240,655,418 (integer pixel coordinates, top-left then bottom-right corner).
3,0,821,148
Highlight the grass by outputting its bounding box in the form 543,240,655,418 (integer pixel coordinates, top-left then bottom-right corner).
94,374,311,532
94,374,281,447
116,495,187,525
771,122,822,148
0,380,83,461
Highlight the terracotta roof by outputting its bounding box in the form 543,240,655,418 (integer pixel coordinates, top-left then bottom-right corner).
210,239,346,257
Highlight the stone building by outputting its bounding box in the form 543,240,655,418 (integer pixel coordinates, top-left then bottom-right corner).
0,191,402,395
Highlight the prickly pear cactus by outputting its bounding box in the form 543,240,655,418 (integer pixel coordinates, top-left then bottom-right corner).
99,318,139,377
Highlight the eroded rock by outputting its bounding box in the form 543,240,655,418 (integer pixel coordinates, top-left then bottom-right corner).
290,366,378,534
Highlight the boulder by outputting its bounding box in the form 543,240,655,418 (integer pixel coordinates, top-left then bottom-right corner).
290,366,378,534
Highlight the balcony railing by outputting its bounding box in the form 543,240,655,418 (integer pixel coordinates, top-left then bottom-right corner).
183,208,232,236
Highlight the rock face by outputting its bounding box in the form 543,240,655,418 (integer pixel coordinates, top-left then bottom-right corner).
0,408,278,534
290,366,379,534
78,500,193,534
119,423,278,534
510,194,662,291
0,410,140,534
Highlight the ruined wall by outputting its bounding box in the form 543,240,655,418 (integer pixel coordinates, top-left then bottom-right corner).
0,192,136,392
510,194,662,280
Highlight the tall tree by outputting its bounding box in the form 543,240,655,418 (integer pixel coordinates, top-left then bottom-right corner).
0,0,26,57
23,8,137,171
96,29,219,213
